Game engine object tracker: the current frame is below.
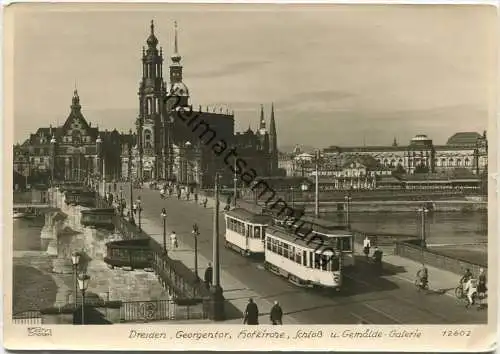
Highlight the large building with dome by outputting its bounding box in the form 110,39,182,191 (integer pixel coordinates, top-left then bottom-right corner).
279,132,488,191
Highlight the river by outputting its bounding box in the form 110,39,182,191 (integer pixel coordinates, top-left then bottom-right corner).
323,211,487,245
13,216,45,251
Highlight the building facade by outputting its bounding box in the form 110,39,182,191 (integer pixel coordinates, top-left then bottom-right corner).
13,90,122,187
123,21,279,187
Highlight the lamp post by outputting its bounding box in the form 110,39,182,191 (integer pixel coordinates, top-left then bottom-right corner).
233,159,238,208
137,197,142,230
129,180,135,225
344,194,352,229
210,173,225,320
290,186,295,208
77,273,90,325
418,207,429,249
314,150,320,218
192,223,200,281
71,252,80,308
161,208,167,252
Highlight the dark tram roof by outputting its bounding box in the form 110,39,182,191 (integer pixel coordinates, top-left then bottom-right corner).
225,208,272,225
297,215,350,234
266,225,347,252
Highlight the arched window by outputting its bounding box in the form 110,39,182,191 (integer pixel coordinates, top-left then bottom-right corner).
449,158,453,167
456,159,462,167
441,158,446,167
390,159,396,167
465,158,470,167
144,129,152,149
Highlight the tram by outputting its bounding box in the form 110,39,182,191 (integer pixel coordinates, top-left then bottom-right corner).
264,225,343,290
287,215,355,268
224,208,272,256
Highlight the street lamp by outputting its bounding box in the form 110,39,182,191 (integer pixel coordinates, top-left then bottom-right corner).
77,273,90,325
161,208,167,252
417,207,429,249
344,194,352,229
210,173,225,321
314,150,321,218
192,223,200,281
137,196,143,230
71,252,80,308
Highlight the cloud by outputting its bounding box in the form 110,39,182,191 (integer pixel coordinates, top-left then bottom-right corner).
190,60,272,79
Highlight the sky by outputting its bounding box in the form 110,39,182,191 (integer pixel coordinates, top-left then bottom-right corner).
10,3,497,149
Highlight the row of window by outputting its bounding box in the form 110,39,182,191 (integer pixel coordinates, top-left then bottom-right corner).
226,217,265,239
266,236,340,271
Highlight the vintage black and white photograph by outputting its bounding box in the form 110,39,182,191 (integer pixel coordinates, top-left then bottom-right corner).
4,2,496,351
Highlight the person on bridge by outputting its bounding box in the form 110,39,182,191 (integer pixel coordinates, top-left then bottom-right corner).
243,298,259,325
203,197,208,208
477,268,487,309
160,187,165,199
270,301,283,325
170,231,178,249
460,268,473,291
363,236,371,259
464,277,478,309
372,246,383,273
416,263,429,288
204,263,213,290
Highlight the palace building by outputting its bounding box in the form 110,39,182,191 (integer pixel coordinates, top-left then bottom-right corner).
13,90,121,187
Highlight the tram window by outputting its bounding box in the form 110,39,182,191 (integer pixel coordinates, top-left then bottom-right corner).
321,255,328,271
246,225,251,238
283,243,289,258
277,241,283,256
266,237,272,250
295,250,302,264
337,237,352,251
272,238,277,253
303,251,308,266
254,226,260,238
309,252,313,268
289,245,295,260
330,256,340,272
313,254,320,269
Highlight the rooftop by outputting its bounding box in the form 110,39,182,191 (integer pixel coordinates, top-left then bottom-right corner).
446,132,482,146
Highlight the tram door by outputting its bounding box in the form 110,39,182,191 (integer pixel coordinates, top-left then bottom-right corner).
245,223,250,250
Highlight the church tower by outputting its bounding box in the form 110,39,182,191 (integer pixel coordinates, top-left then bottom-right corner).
137,20,168,180
168,21,190,106
269,103,279,175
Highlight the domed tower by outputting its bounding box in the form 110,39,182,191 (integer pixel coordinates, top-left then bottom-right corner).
137,20,168,180
169,21,190,106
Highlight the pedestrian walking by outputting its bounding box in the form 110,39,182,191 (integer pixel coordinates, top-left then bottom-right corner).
363,236,371,259
243,298,259,325
170,231,178,249
194,193,198,203
270,301,283,325
204,263,213,290
203,198,208,208
477,268,487,309
132,202,137,215
372,246,383,273
160,187,165,199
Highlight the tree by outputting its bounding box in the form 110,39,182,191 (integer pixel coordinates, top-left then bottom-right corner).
414,164,429,174
392,164,406,176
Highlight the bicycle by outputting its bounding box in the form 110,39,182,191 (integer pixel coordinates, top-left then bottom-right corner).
414,278,429,291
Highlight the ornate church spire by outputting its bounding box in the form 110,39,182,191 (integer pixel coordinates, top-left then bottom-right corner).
259,104,266,131
269,103,279,174
71,88,81,113
171,21,181,64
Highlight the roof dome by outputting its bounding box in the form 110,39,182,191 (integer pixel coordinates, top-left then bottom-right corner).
170,82,189,96
146,20,158,48
411,134,430,141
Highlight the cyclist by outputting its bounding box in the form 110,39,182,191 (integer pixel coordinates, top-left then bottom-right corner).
416,263,428,289
464,277,478,309
459,268,473,292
